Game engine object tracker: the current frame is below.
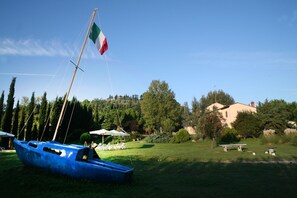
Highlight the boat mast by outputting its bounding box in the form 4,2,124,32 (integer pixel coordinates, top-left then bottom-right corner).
52,9,97,141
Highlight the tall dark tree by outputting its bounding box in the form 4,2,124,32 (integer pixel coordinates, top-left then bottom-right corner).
38,92,47,140
12,100,20,137
50,97,63,140
199,90,235,112
92,103,100,129
0,91,4,128
18,105,26,140
26,92,35,140
41,103,51,141
141,80,182,133
1,77,16,148
1,77,16,133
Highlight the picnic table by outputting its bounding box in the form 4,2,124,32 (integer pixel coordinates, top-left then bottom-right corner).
219,143,247,152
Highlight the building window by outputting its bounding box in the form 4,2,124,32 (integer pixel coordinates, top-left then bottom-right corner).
225,111,228,118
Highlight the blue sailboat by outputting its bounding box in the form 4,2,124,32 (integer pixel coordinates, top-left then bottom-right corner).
13,9,133,183
13,139,133,183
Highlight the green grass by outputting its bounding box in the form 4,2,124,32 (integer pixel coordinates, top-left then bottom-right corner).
1,139,297,197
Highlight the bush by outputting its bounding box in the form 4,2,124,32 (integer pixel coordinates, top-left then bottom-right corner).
260,135,281,145
80,132,91,144
191,133,204,141
144,133,173,143
290,136,297,146
174,129,190,143
260,134,297,146
126,131,144,142
219,128,240,144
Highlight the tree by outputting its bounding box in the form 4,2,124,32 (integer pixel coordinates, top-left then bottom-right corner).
181,102,192,127
18,105,26,140
50,97,63,141
38,92,47,140
232,111,262,138
257,99,290,134
199,109,224,147
12,100,20,137
286,102,297,125
191,97,201,130
199,90,235,112
1,78,16,148
0,91,4,128
1,77,16,133
141,80,181,133
41,103,51,141
26,92,35,140
119,108,142,132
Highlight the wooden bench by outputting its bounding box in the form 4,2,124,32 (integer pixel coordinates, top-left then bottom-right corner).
219,144,247,152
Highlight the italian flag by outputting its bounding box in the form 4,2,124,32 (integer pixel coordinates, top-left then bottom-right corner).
89,22,108,55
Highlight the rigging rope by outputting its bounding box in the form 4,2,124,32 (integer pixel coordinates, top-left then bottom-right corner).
93,12,133,167
102,53,123,129
62,17,90,143
63,98,77,144
40,103,53,141
96,12,123,130
18,105,36,140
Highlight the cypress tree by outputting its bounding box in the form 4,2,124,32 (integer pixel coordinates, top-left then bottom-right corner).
44,103,51,140
12,100,20,137
50,97,63,140
38,92,47,140
26,92,35,140
0,91,4,129
18,105,26,140
1,77,16,133
1,77,16,148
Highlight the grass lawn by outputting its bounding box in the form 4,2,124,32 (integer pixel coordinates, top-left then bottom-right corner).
1,139,297,197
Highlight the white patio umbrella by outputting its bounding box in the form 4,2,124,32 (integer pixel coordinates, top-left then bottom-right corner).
89,129,131,144
89,129,108,135
89,129,114,143
117,131,130,137
109,130,121,136
111,130,130,143
0,131,15,138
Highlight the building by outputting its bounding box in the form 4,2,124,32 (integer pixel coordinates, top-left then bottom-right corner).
206,102,257,128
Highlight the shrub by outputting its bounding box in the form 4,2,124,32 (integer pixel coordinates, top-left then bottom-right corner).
219,128,240,144
80,132,91,144
260,135,280,145
290,136,297,146
191,133,204,141
144,133,173,143
174,129,190,143
126,131,144,142
279,134,297,145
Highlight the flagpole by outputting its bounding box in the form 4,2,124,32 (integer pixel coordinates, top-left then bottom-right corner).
52,8,97,141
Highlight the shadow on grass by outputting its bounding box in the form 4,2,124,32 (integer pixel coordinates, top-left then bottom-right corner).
139,144,155,149
1,153,297,198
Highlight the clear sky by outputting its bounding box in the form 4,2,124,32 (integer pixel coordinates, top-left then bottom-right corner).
1,0,297,107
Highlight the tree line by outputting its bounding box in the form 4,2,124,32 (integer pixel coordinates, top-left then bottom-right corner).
1,78,297,147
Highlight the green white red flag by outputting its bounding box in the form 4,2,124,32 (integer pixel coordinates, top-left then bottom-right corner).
89,22,108,55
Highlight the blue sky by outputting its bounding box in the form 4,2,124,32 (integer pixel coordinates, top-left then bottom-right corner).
1,0,297,107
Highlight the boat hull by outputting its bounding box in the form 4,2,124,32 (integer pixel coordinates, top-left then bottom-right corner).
13,139,133,183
